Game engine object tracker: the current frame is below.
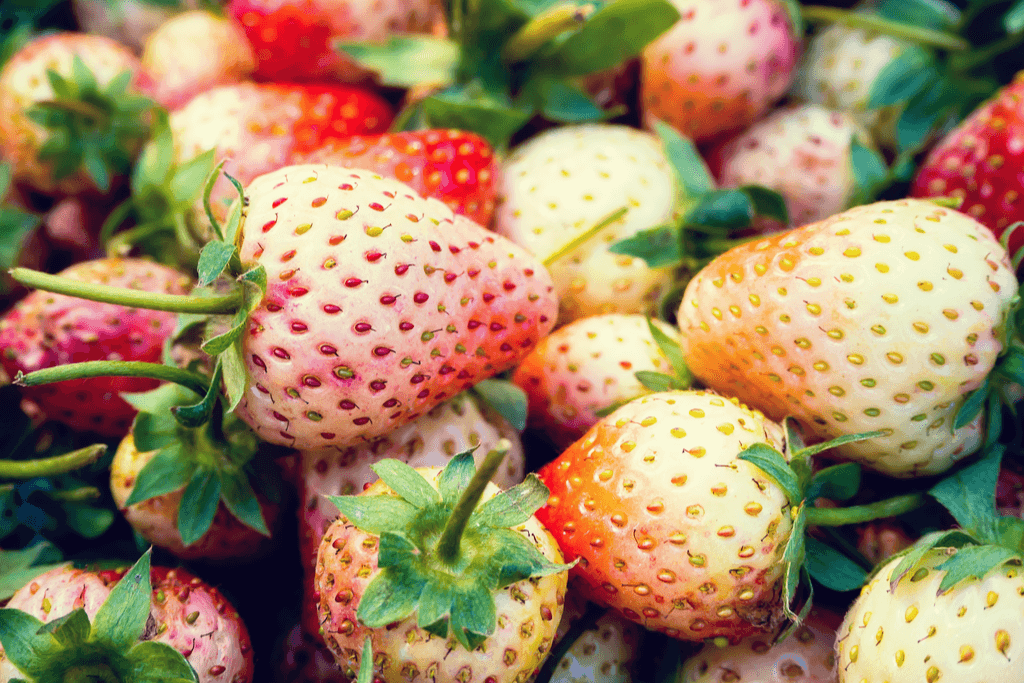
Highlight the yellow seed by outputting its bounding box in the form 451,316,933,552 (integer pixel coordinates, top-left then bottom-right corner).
806,303,822,315
729,305,741,317
689,408,705,418
948,266,963,279
996,629,1011,655
808,246,824,255
749,294,761,306
813,361,829,372
875,627,884,644
887,352,904,364
987,591,999,607
844,247,862,258
943,309,959,320
895,650,905,667
926,666,940,683
847,354,865,365
874,234,891,242
959,645,974,663
876,263,890,273
905,251,920,260
717,423,734,435
827,329,844,340
905,606,918,622
882,293,899,304
829,386,845,397
849,645,859,663
914,322,930,333
670,427,686,438
918,281,933,291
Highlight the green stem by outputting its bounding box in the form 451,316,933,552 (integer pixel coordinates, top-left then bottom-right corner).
34,98,108,121
0,444,107,479
436,440,511,564
48,486,102,503
15,361,210,398
98,199,136,248
533,601,605,683
8,267,242,314
105,220,166,257
949,31,1024,73
800,5,970,51
804,493,927,527
502,2,595,62
542,206,628,267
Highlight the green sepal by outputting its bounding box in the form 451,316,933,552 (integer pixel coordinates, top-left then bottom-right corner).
203,159,229,241
867,45,937,109
474,474,549,528
783,416,807,456
634,370,687,393
0,546,67,602
377,531,421,569
123,442,197,507
449,581,496,650
685,189,756,230
219,469,270,536
122,382,201,428
607,224,682,269
355,637,374,683
849,137,889,205
196,241,237,288
647,318,690,386
738,185,789,225
201,264,266,356
952,376,990,431
171,358,223,428
222,173,246,247
472,379,528,431
416,576,456,636
438,452,477,505
91,550,152,650
0,608,58,676
371,460,443,508
357,565,427,627
886,529,980,590
804,536,868,592
652,120,713,197
593,398,633,418
178,468,221,546
39,609,90,647
326,495,420,536
337,36,460,88
997,516,1024,551
124,640,200,683
488,527,570,587
781,506,807,621
935,546,1022,594
805,463,861,503
421,84,534,150
895,77,951,153
792,429,887,460
736,443,801,505
928,444,1002,542
63,504,116,540
519,77,608,123
220,339,248,414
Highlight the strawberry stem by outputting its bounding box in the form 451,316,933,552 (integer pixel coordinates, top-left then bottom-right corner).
15,361,210,398
436,439,511,564
542,206,629,267
47,486,102,503
0,444,107,479
804,493,927,527
501,2,596,63
800,6,970,51
8,267,241,314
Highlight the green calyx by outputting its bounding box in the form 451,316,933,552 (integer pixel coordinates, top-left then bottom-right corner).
0,162,41,292
26,55,156,193
0,549,199,683
327,441,571,650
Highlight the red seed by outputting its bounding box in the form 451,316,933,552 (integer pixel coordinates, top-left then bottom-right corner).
354,322,372,333
252,355,267,370
373,346,392,356
413,292,429,303
320,344,337,355
444,273,457,283
345,278,363,288
323,304,341,314
370,380,386,391
366,251,383,262
382,398,398,408
339,400,357,410
411,374,427,384
399,322,414,331
395,264,410,275
273,348,290,359
483,293,495,303
353,417,370,425
380,295,397,305
303,376,322,387
288,287,309,297
429,241,441,252
291,322,308,333
266,303,282,312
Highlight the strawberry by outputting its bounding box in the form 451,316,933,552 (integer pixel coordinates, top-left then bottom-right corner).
854,520,916,566
549,590,643,683
676,199,1019,478
0,551,254,683
494,123,684,324
313,447,569,682
167,81,393,222
910,73,1024,256
0,258,191,438
142,9,257,110
713,103,874,229
0,32,156,196
512,313,684,448
789,22,909,152
228,0,439,83
679,607,841,682
275,622,348,683
292,129,499,228
640,0,800,143
535,389,794,643
72,0,203,50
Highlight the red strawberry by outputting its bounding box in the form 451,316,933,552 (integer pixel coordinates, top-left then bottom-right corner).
911,72,1024,255
228,0,439,83
292,129,499,228
0,258,191,437
168,81,393,221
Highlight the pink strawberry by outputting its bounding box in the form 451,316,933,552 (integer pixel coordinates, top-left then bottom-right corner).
641,0,800,143
0,258,191,437
142,9,257,110
234,164,557,450
228,0,440,83
292,129,500,228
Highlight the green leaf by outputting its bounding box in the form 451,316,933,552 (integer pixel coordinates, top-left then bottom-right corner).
474,474,549,528
805,463,861,503
416,576,454,635
39,608,90,647
935,545,1021,594
169,149,216,206
849,137,889,204
877,0,960,30
895,77,950,153
201,311,245,356
196,240,237,288
125,641,200,682
737,443,801,504
357,566,426,627
867,46,936,108
647,319,690,385
371,459,443,508
686,189,755,230
0,608,57,676
535,0,680,77
794,429,886,460
929,444,1002,541
522,77,606,123
472,379,528,431
740,185,789,225
652,120,714,197
422,85,534,149
178,468,221,546
327,495,419,535
804,537,868,592
62,504,116,540
953,376,990,431
0,205,41,279
219,470,269,536
634,370,685,392
124,443,197,507
1006,0,1024,33
438,452,477,505
92,550,152,650
0,546,67,602
781,506,807,620
608,224,682,269
338,36,460,88
449,581,496,650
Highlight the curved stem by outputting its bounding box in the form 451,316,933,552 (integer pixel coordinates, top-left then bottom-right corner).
801,6,970,52
98,199,136,248
804,493,927,527
542,206,628,267
0,444,107,479
436,440,511,564
15,361,210,398
502,2,595,63
48,486,102,503
8,267,242,314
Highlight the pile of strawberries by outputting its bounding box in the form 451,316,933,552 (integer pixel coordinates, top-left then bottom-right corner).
3,0,1024,682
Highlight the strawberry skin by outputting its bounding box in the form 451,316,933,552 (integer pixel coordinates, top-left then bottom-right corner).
0,258,191,437
293,130,499,228
911,73,1024,255
235,165,557,450
536,390,792,643
641,0,800,143
677,199,1019,477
